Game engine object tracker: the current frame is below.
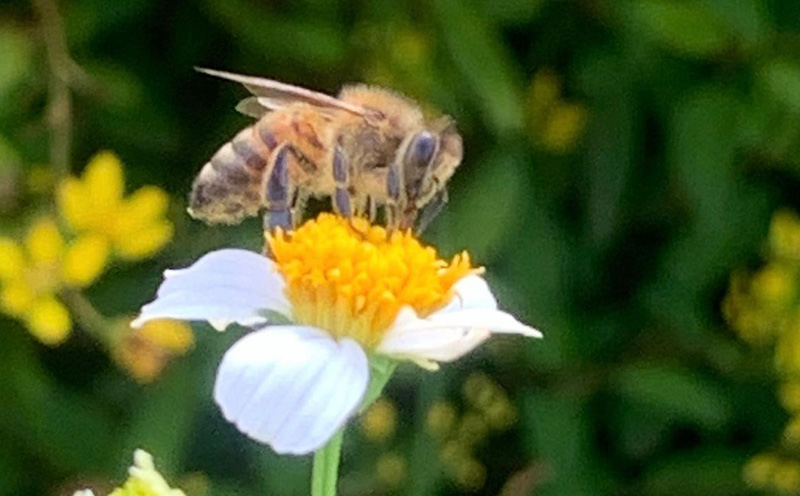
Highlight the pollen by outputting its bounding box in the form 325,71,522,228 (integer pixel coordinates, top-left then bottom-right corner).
267,214,479,348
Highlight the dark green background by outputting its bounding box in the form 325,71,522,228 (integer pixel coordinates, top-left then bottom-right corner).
1,0,799,495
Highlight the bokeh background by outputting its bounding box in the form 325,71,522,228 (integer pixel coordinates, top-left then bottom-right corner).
3,0,800,495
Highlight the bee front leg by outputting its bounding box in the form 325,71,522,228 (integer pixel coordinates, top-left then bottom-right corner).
332,146,352,218
367,196,378,223
385,161,402,231
415,187,448,235
264,145,295,233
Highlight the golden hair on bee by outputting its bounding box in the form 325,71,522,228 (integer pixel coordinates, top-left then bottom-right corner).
189,68,463,234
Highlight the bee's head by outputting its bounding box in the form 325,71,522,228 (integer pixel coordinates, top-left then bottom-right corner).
398,117,462,207
396,116,463,230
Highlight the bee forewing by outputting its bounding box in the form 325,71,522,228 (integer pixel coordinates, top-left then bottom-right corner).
196,67,369,116
235,97,270,119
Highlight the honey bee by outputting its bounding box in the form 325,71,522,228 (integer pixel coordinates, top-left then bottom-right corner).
188,68,463,233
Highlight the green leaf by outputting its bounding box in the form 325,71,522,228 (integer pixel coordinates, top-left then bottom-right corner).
205,0,345,70
479,0,547,26
626,0,730,59
0,28,32,102
758,59,800,113
700,0,768,52
577,51,638,249
0,331,115,474
612,363,732,430
431,149,525,261
116,347,207,475
521,391,613,495
431,0,524,135
641,448,747,496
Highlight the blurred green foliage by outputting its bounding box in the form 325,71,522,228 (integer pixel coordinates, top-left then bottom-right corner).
3,0,800,495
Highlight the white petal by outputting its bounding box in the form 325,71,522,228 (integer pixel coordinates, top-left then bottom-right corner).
132,249,290,329
437,275,498,313
379,325,491,362
377,276,541,363
214,326,369,455
406,309,541,337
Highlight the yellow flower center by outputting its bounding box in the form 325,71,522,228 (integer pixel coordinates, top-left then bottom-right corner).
267,214,479,348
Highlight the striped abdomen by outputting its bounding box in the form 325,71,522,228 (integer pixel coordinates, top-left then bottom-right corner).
189,122,277,225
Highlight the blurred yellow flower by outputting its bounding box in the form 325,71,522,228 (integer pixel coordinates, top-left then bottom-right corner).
777,318,800,376
752,263,797,308
527,69,588,154
113,318,194,383
57,151,173,261
426,401,457,438
773,461,800,493
540,103,588,153
743,453,779,489
783,416,800,447
360,397,398,442
771,210,800,264
726,208,800,492
0,217,109,344
455,411,489,447
375,452,406,487
780,381,800,412
73,449,185,496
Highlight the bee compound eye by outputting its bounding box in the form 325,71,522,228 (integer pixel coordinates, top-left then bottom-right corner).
405,131,437,169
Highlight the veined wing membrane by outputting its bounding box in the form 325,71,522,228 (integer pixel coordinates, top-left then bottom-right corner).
196,67,368,116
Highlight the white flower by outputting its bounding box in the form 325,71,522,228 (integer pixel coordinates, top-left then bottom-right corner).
133,215,540,455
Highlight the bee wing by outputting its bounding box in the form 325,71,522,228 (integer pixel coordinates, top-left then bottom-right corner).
197,67,370,116
235,97,271,118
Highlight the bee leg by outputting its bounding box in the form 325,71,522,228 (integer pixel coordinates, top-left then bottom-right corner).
264,145,294,233
332,146,352,218
367,196,378,223
292,190,310,225
415,188,448,235
385,161,402,231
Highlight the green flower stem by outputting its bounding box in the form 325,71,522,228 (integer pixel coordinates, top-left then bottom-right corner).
311,429,344,496
310,355,398,496
60,289,112,343
33,0,73,178
360,355,398,412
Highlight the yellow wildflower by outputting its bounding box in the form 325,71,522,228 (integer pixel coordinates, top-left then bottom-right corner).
783,415,800,447
776,317,800,376
527,69,587,154
57,151,173,261
771,210,800,264
773,461,800,493
426,401,458,438
375,452,406,487
360,397,398,442
780,381,800,412
73,449,184,496
540,103,588,153
454,412,489,447
0,217,107,344
113,318,194,383
462,372,517,430
743,453,779,489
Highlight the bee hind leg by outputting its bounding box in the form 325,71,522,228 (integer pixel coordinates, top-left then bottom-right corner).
264,145,295,234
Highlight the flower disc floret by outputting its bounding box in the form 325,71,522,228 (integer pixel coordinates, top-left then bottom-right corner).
269,214,478,348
